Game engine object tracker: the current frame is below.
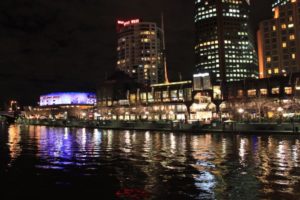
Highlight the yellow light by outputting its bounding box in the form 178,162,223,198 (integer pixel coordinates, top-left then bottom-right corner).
281,24,286,29
274,7,279,19
151,81,192,87
282,42,287,48
268,69,272,75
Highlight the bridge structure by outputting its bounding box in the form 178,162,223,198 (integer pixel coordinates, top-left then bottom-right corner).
0,111,17,123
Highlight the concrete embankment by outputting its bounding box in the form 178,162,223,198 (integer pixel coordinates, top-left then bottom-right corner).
15,119,300,134
16,119,197,132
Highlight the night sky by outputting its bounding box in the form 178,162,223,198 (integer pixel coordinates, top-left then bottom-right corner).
0,0,273,106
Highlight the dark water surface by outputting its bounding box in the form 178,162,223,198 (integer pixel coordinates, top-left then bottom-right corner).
1,124,300,199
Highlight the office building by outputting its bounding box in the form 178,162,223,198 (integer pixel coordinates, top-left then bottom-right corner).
194,0,258,82
116,19,165,85
257,0,300,78
272,0,292,9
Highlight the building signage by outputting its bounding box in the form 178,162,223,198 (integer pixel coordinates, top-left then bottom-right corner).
117,19,140,27
40,92,96,106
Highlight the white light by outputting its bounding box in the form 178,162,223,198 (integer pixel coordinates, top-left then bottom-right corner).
193,73,210,78
238,108,244,114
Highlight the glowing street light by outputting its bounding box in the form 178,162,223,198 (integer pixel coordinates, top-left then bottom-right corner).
277,107,284,123
277,107,284,112
81,112,87,119
238,108,245,122
238,108,244,114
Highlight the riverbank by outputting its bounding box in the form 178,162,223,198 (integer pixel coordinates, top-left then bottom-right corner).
15,118,300,135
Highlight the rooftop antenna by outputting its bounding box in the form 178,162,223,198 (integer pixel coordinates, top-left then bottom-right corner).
179,72,182,81
161,13,169,84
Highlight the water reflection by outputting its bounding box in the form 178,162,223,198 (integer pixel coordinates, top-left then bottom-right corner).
8,126,21,161
1,125,300,199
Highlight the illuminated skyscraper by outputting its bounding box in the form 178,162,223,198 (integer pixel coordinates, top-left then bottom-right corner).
257,0,300,78
194,0,258,82
272,0,291,9
116,19,164,85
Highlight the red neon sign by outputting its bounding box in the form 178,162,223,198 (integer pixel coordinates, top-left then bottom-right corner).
117,19,140,27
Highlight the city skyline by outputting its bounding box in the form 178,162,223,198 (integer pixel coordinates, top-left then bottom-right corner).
3,2,300,199
0,0,273,105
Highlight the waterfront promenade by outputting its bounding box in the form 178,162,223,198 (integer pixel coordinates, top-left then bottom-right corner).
16,118,300,134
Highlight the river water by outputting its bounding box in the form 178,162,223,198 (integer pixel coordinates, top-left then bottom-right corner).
1,124,300,199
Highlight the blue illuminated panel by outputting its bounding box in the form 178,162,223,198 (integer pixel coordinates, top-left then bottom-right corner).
40,92,96,106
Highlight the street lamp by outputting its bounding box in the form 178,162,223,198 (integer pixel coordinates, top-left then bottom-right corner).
169,110,174,121
81,112,86,120
277,107,283,112
238,108,244,122
277,107,284,123
94,112,101,120
145,111,149,120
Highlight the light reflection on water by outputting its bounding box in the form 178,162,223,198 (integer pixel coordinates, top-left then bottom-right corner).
1,125,300,199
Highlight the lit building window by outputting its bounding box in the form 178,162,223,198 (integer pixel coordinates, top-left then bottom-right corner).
247,89,257,97
163,91,170,102
284,87,292,95
282,42,287,48
260,89,268,96
268,69,272,75
171,90,178,101
289,34,295,40
271,87,280,94
237,90,243,97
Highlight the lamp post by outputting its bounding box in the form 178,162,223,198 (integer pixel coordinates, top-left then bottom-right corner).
145,111,149,120
238,108,244,122
169,110,174,121
277,107,283,123
81,112,86,120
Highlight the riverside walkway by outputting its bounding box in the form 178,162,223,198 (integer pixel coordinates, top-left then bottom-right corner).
16,118,300,134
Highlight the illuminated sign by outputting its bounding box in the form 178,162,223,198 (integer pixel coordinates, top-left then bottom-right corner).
117,19,140,27
40,92,96,106
193,73,210,78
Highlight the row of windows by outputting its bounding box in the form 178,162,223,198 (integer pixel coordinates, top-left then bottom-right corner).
234,87,293,98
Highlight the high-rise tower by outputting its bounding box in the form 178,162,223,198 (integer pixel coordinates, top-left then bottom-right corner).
116,19,164,85
272,0,291,9
194,0,258,82
258,0,300,78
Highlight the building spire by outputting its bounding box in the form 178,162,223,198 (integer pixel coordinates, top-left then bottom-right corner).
161,13,169,84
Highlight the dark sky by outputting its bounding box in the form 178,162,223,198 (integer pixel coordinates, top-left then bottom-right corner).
0,0,273,106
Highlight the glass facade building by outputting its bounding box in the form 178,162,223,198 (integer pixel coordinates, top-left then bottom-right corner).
194,0,258,82
272,0,292,9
